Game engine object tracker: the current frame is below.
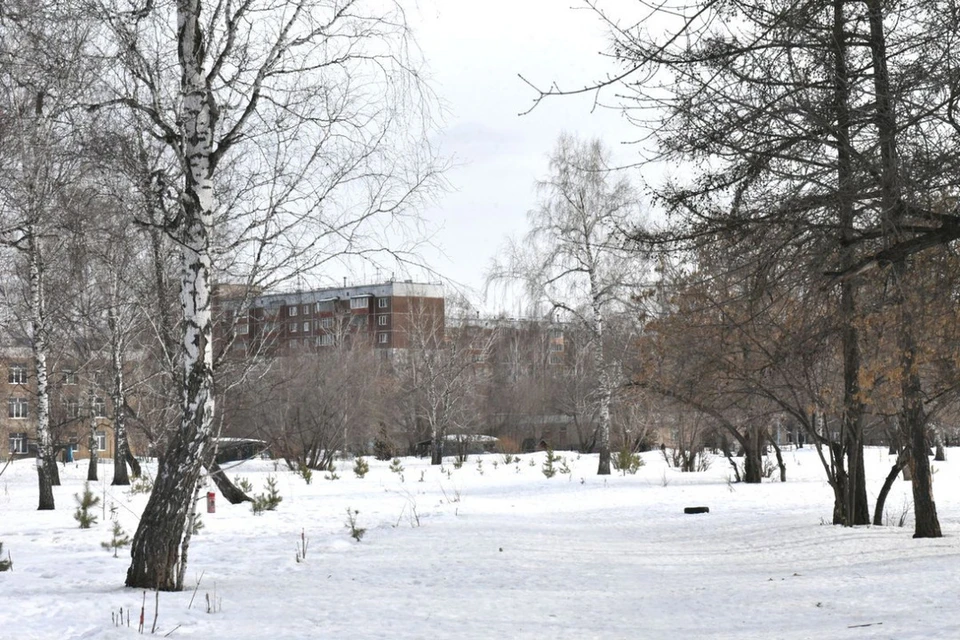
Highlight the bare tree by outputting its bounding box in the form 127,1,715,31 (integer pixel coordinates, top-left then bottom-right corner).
0,1,98,508
81,0,442,589
491,135,646,474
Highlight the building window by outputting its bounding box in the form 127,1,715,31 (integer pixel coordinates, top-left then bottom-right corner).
549,353,564,366
93,397,106,418
94,370,106,387
8,397,28,419
551,329,564,340
550,342,564,352
316,300,334,313
302,321,310,333
8,365,27,385
351,315,368,327
65,398,80,419
8,432,27,454
321,317,334,329
378,315,388,326
237,323,249,335
350,297,368,310
290,322,298,333
378,332,388,344
95,431,107,452
378,298,388,309
318,334,334,347
302,304,310,315
289,306,298,317
63,369,78,385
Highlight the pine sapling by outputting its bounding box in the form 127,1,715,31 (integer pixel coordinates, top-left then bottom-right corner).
251,475,283,514
542,449,560,479
389,457,404,475
101,521,131,557
345,508,366,542
74,482,101,528
353,456,369,479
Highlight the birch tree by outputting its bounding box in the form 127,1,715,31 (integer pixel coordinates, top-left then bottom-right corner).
0,1,97,509
491,135,646,474
85,0,440,589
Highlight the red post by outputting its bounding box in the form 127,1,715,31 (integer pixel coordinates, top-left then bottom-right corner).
206,491,216,514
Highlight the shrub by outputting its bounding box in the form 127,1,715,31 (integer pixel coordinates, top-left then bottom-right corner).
74,482,100,528
353,457,369,479
251,475,282,515
389,458,404,474
613,448,644,476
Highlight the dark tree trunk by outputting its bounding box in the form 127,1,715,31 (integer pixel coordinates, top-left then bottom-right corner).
87,424,98,482
45,453,60,486
125,447,142,478
873,450,910,526
741,427,762,484
769,436,786,482
208,460,252,504
431,433,443,465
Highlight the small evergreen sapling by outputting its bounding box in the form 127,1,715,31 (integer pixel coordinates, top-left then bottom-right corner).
389,457,404,475
345,508,366,542
102,521,131,557
74,482,100,528
251,475,283,515
613,448,644,476
353,456,369,479
542,450,560,479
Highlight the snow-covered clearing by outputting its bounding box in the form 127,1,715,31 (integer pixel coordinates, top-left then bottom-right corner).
1,447,959,639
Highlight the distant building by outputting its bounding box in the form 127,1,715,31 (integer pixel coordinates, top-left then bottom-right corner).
218,280,445,358
1,345,130,462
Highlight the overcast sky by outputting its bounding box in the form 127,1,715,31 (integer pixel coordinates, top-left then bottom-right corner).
407,1,643,312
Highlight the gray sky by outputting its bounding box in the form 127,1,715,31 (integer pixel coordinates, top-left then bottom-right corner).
409,1,642,310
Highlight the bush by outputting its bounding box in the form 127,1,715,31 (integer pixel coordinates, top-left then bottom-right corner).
353,456,369,479
234,475,254,494
74,482,100,529
389,458,404,474
613,448,644,476
251,475,283,515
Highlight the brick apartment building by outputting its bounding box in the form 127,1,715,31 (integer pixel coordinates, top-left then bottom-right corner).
220,280,445,357
1,344,122,462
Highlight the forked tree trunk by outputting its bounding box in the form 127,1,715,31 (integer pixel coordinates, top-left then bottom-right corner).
126,0,218,590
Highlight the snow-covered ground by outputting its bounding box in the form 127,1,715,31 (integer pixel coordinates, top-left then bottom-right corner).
1,446,959,639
